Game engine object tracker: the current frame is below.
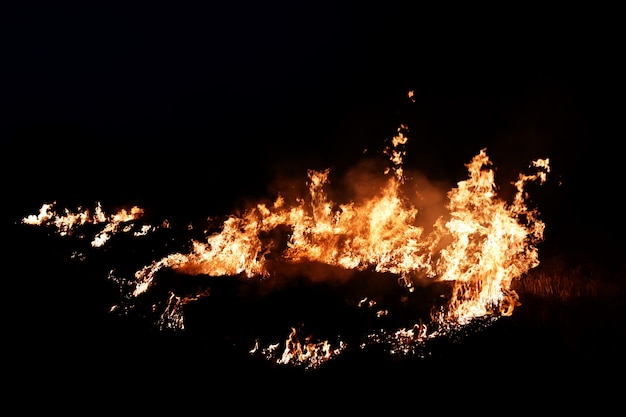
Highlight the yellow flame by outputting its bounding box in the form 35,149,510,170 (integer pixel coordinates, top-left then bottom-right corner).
22,202,144,246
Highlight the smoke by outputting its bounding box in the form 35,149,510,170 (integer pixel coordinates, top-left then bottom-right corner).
401,168,452,233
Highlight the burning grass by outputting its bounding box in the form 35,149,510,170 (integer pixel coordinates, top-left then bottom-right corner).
17,122,566,369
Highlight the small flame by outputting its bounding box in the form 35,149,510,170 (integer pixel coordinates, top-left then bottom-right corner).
22,202,145,247
276,327,344,369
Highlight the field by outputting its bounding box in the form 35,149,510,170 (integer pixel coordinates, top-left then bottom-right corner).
8,217,624,409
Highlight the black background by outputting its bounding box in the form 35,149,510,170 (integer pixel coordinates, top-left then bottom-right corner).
3,4,624,409
3,5,623,261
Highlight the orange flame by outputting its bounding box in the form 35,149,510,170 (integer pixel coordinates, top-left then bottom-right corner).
22,124,549,369
250,326,346,369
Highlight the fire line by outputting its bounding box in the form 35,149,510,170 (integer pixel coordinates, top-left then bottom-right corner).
21,123,550,369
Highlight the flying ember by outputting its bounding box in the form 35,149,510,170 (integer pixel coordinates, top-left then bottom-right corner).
21,124,550,369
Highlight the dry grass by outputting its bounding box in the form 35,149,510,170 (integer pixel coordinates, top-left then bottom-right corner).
513,256,626,303
507,255,626,361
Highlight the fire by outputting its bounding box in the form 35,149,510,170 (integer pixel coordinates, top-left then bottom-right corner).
22,202,145,247
21,123,550,369
433,149,549,324
251,327,347,369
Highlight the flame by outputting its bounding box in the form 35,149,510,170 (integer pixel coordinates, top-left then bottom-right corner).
22,124,550,369
432,150,550,324
250,326,346,369
22,202,145,247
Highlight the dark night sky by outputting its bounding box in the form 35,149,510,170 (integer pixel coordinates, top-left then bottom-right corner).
3,6,626,405
2,4,624,262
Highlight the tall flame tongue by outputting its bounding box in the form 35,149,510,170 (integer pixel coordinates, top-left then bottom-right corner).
22,124,549,369
435,151,548,324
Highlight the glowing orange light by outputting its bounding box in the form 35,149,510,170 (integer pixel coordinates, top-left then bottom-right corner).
22,120,549,369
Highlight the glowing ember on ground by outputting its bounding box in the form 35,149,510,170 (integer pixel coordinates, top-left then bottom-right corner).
21,123,549,369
